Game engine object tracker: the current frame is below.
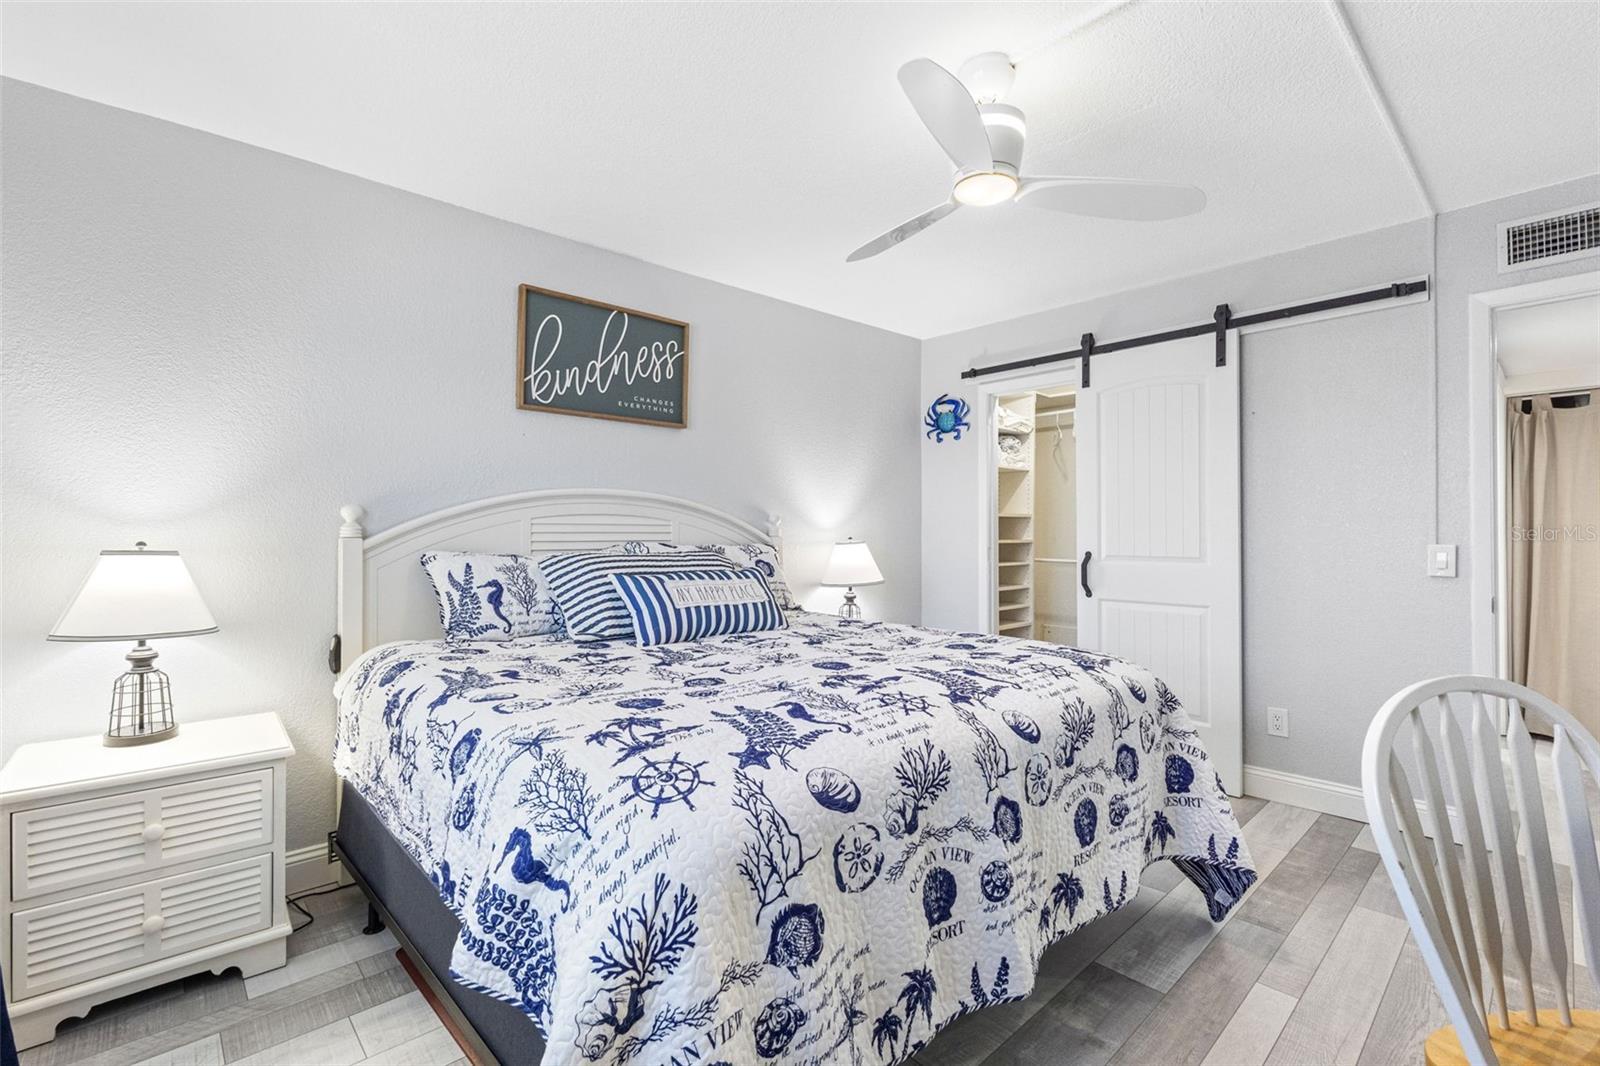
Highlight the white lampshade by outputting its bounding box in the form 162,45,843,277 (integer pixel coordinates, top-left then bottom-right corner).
820,538,884,588
49,545,218,642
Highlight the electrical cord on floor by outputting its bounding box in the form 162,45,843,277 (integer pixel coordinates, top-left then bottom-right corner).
285,882,358,933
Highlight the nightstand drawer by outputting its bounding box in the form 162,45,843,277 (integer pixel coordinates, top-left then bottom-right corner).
11,768,274,901
10,853,273,1000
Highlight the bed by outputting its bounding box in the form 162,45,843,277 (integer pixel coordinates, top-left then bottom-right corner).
328,490,1255,1066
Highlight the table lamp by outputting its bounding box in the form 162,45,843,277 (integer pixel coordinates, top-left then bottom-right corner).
48,542,218,746
820,537,884,620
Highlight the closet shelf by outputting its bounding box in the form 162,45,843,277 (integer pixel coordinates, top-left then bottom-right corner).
995,395,1040,647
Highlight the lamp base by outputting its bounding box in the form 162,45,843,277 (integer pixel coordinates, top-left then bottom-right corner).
837,588,862,620
105,723,179,747
105,639,179,747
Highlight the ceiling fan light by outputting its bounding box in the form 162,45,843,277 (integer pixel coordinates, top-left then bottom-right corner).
953,171,1019,207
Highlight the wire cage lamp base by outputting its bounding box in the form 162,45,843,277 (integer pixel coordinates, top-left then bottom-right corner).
106,640,179,747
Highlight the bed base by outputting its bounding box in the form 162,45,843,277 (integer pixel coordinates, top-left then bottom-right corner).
333,783,552,1066
330,833,499,1066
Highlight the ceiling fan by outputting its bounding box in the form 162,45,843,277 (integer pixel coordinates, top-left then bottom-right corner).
847,52,1206,262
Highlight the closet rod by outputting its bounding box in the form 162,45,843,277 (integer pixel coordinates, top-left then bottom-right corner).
959,278,1428,382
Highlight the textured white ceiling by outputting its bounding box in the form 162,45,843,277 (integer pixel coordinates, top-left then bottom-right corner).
4,1,1597,338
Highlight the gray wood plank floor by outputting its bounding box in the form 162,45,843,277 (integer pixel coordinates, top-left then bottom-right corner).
21,796,1448,1066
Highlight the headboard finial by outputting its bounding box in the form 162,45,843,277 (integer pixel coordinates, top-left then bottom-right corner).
339,504,367,537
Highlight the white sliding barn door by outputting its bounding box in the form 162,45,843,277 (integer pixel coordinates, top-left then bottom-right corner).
1076,332,1243,793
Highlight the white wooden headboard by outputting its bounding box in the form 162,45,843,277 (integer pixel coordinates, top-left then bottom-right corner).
334,489,782,672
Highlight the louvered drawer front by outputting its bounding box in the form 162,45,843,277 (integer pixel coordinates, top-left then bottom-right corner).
158,771,272,864
10,794,148,901
12,768,273,901
11,854,273,999
157,857,271,956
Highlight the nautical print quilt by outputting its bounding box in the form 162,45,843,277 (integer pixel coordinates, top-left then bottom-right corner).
334,613,1256,1066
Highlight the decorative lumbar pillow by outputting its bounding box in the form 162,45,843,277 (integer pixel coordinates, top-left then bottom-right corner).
610,566,787,646
539,548,735,642
603,541,799,611
419,552,561,642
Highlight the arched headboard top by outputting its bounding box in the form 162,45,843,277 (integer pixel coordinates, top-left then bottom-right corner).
336,489,783,660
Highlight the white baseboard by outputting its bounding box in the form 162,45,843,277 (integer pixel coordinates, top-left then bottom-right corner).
286,842,342,895
1243,763,1465,840
1242,764,1369,822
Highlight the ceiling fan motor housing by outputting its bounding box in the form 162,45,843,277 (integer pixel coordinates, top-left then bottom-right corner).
977,103,1025,177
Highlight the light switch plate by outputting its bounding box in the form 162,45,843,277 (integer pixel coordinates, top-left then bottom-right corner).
1427,544,1457,578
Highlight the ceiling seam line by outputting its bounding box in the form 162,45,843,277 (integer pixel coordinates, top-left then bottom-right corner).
1014,0,1137,65
1326,0,1441,539
1325,0,1436,216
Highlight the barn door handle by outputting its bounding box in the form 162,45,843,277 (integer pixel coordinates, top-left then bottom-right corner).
1080,551,1093,598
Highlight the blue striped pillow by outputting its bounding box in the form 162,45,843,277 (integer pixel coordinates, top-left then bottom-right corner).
539,549,734,641
610,567,787,646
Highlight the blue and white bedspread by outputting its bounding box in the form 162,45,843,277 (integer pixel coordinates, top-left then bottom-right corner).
334,613,1255,1066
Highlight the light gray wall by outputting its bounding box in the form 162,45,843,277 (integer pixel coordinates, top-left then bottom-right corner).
921,175,1600,789
0,80,922,850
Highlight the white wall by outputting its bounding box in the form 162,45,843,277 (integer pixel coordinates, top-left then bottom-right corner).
923,175,1600,791
0,81,922,850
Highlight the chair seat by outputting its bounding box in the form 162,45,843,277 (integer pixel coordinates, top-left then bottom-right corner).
1424,1010,1600,1065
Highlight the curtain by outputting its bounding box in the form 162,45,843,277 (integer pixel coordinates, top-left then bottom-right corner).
1507,391,1599,736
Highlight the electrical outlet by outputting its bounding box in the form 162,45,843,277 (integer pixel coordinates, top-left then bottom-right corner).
1267,706,1290,738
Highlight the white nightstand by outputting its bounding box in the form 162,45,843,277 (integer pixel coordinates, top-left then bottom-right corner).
0,713,295,1049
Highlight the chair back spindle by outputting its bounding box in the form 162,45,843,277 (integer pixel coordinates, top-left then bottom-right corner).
1552,724,1600,981
1506,697,1574,1026
1468,694,1537,1026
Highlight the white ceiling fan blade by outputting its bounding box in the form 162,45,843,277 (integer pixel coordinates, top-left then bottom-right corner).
1016,177,1206,220
846,201,960,262
897,58,993,173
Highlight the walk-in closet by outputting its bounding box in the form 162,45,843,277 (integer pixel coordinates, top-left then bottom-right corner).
992,386,1077,643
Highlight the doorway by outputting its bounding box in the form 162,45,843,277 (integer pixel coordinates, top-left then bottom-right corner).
990,385,1078,644
1492,291,1599,734
1469,271,1600,685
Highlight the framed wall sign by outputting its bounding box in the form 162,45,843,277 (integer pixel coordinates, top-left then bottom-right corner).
516,284,689,428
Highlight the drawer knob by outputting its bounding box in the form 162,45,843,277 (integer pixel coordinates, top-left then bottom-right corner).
142,914,166,933
142,823,165,842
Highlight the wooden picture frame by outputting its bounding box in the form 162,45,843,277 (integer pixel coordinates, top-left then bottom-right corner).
515,284,689,429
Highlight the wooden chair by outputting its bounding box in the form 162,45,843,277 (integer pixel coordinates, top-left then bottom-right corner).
1363,675,1600,1066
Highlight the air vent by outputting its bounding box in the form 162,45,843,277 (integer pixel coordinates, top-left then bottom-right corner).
1497,203,1600,274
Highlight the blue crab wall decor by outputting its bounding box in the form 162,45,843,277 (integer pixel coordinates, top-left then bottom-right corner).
925,394,970,443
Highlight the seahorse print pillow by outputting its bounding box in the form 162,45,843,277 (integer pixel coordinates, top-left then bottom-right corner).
419,552,562,642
